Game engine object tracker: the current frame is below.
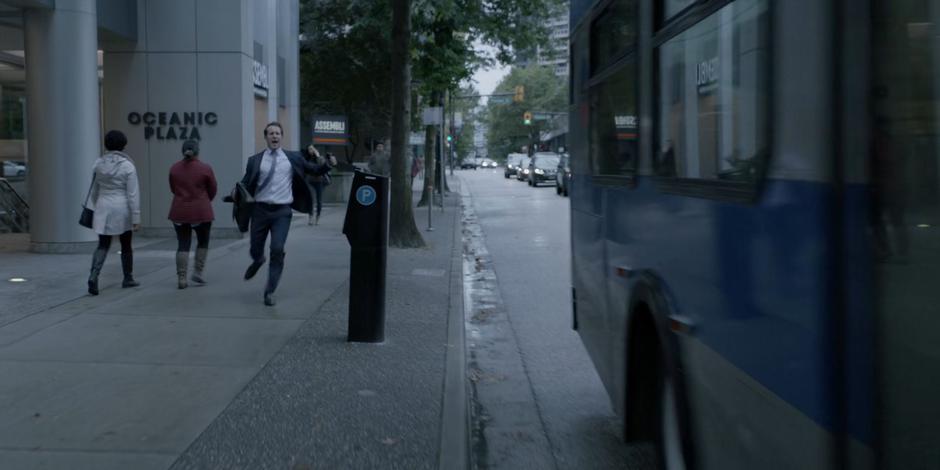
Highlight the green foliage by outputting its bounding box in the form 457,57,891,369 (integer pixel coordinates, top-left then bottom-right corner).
299,0,564,153
299,0,393,154
485,65,567,161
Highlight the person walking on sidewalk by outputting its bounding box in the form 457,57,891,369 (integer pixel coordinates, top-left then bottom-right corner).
303,144,331,226
368,142,390,176
168,140,218,289
87,130,141,296
411,153,422,188
240,122,336,306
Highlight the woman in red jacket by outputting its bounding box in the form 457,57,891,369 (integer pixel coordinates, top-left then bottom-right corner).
168,140,218,289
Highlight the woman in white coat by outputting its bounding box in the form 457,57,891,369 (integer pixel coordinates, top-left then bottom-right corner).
87,130,141,295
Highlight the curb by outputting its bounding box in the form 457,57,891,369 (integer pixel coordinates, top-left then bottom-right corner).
438,176,470,470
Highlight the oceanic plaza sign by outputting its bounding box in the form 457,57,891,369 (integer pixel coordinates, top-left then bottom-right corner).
127,112,218,140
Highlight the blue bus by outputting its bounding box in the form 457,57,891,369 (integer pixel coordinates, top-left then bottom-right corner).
568,0,940,468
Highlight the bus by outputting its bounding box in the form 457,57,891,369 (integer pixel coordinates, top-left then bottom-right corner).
568,0,940,469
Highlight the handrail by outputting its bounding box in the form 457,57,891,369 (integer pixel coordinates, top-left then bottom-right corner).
0,177,29,233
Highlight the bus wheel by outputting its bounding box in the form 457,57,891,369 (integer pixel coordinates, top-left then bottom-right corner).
659,373,687,470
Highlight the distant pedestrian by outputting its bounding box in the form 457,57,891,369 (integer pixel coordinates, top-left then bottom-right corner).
168,140,218,289
86,130,141,296
240,122,336,306
368,142,390,176
303,144,331,226
411,153,422,188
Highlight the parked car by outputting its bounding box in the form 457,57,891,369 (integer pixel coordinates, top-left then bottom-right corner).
515,156,532,181
460,158,478,170
2,161,26,178
556,154,571,196
528,152,560,187
504,153,526,178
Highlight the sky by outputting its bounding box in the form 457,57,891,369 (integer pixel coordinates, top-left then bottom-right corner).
465,43,510,104
469,63,510,98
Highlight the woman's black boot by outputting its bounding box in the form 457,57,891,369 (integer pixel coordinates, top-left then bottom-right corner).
121,251,140,288
88,248,108,295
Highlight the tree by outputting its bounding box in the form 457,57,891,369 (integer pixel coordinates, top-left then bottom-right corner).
299,0,392,161
485,65,567,162
299,0,565,240
411,0,564,205
388,0,424,247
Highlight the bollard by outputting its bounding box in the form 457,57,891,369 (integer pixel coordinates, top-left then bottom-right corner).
342,171,389,342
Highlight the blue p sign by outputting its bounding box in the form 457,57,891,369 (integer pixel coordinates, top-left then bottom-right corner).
356,185,377,206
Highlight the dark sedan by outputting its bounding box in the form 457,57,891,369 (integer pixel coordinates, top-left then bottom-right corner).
528,153,560,187
515,156,532,182
504,153,526,178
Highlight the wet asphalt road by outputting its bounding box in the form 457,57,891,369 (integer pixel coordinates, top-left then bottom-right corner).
461,168,648,469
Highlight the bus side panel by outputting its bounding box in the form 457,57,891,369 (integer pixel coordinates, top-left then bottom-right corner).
603,178,837,469
571,199,615,404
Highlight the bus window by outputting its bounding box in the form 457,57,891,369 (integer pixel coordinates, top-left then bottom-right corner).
589,62,638,176
655,0,769,184
872,0,940,467
590,0,637,75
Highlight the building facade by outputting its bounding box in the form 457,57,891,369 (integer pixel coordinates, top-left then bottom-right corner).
515,11,570,77
0,0,299,252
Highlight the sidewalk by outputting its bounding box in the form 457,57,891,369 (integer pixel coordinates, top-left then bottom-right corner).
0,182,465,469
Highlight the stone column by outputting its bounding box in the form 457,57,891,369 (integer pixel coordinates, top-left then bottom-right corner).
24,0,100,253
266,0,278,123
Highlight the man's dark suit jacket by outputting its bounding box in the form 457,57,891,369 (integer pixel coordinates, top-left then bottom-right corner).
228,149,331,232
240,149,332,214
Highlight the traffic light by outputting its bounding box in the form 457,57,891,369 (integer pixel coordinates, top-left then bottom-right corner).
513,85,525,103
523,111,532,125
446,134,453,143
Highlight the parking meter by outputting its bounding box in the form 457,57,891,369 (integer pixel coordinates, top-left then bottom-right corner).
342,171,390,342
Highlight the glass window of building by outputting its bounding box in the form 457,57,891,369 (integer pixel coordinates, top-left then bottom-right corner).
872,0,940,467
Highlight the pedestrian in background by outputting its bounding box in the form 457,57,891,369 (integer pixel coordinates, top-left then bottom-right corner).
368,142,390,176
168,139,218,289
240,122,336,306
411,153,422,188
86,130,141,296
303,144,331,226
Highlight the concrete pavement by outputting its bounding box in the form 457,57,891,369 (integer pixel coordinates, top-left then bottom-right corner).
0,183,466,470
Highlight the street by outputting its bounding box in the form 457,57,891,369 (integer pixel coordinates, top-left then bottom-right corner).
459,168,651,469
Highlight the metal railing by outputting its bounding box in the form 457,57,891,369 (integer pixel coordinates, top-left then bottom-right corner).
0,178,28,233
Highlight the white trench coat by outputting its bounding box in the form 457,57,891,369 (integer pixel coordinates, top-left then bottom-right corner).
88,151,141,235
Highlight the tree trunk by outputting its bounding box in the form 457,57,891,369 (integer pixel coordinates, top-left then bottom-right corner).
417,91,440,207
388,0,424,247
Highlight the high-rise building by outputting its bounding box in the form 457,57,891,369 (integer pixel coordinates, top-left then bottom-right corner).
516,11,570,77
0,0,300,251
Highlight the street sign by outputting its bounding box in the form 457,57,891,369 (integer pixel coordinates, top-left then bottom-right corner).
533,113,552,121
312,115,350,146
488,95,511,105
422,107,443,125
454,112,463,128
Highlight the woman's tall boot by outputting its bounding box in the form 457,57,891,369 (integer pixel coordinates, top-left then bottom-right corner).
121,251,140,288
87,248,108,295
191,247,208,284
176,251,189,289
